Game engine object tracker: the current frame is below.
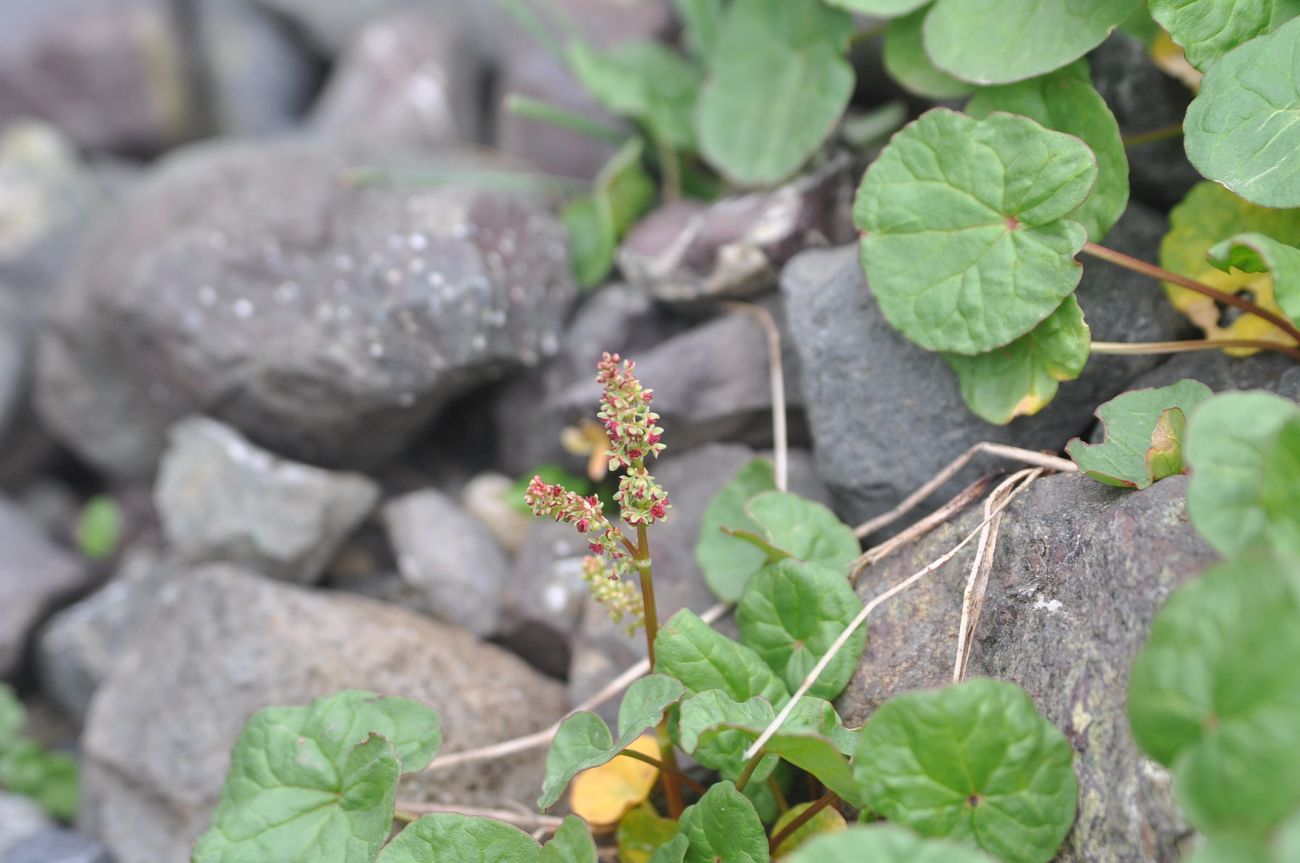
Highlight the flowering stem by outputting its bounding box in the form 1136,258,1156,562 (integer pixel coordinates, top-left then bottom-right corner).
635,523,684,818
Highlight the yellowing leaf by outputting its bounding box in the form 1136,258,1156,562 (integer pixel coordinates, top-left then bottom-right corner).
772,802,847,857
1150,30,1202,91
571,734,661,830
617,803,679,863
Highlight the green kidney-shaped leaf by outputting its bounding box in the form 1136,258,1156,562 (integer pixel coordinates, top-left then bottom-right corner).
1185,16,1300,208
538,674,685,810
1208,232,1300,326
944,295,1091,425
746,492,860,574
1185,809,1300,863
672,0,724,58
376,814,540,863
568,41,701,151
785,824,998,863
619,803,680,863
736,559,866,700
678,781,770,863
718,724,865,808
855,108,1096,355
923,0,1140,84
541,815,598,863
1129,554,1300,835
854,678,1078,863
1066,379,1213,489
1150,0,1300,72
195,689,442,863
649,833,690,863
678,691,778,784
883,8,976,100
1185,391,1300,558
823,0,930,15
695,0,855,186
966,61,1129,243
654,610,789,706
696,458,778,602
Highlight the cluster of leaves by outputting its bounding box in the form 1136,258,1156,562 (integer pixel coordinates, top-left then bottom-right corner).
1066,378,1300,858
0,683,78,821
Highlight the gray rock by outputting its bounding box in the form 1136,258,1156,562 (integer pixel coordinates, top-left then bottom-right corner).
461,473,532,555
552,300,807,459
567,445,835,714
1119,349,1300,402
1090,32,1201,210
37,548,179,722
838,473,1215,862
3,829,112,863
0,793,53,858
494,283,688,477
155,417,379,584
35,138,577,478
783,202,1192,529
618,155,856,305
311,10,481,153
0,498,85,679
78,564,568,863
498,519,591,680
195,0,317,136
0,0,193,153
382,488,510,636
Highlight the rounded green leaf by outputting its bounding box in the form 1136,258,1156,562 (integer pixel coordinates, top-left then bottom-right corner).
855,108,1096,355
822,0,930,15
678,691,778,784
854,678,1078,863
1129,555,1300,835
1185,391,1300,558
541,815,598,863
883,7,976,100
695,0,855,186
944,296,1091,425
649,833,690,863
564,139,656,288
619,803,680,863
785,824,998,863
1208,232,1300,326
672,0,725,58
923,0,1140,84
677,781,770,863
966,61,1129,243
737,559,866,700
377,813,540,863
654,610,789,706
1066,379,1213,489
1185,16,1300,208
568,41,701,151
745,492,860,576
695,458,778,602
0,741,78,821
1149,0,1300,72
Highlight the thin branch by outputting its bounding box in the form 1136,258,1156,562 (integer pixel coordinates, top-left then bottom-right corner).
743,473,1041,761
392,802,566,832
768,793,839,853
1092,339,1300,362
722,302,788,492
419,603,730,773
853,442,1075,539
953,469,1039,683
1081,242,1300,345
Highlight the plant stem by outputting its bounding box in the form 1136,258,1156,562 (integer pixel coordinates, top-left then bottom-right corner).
849,20,888,47
768,793,839,853
1081,242,1300,345
1121,123,1184,148
505,93,627,144
635,523,684,818
616,749,709,796
734,748,764,794
656,137,682,203
1092,338,1300,362
767,775,789,814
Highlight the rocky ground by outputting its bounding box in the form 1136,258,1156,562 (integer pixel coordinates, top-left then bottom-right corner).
1,2,1299,862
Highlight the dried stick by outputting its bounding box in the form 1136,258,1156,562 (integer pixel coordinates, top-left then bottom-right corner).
722,301,788,492
952,469,1040,683
742,473,1040,761
853,443,1075,539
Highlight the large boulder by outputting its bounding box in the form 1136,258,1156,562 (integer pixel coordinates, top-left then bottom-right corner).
782,202,1193,529
78,564,568,863
35,138,577,478
838,473,1217,862
154,416,379,584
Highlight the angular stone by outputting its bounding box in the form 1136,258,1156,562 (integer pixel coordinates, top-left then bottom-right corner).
0,0,193,153
3,828,112,863
382,488,510,636
1118,349,1300,402
782,202,1191,529
35,138,577,478
0,793,53,858
155,417,379,584
566,445,835,714
461,472,532,555
618,155,856,305
0,498,85,679
497,519,591,680
837,473,1214,862
78,564,568,863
